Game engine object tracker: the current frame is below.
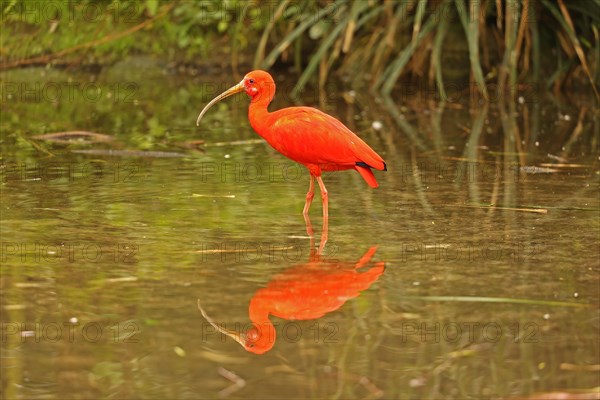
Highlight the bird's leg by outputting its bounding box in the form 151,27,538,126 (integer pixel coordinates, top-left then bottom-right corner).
303,175,315,216
316,176,328,254
308,234,318,261
318,215,328,256
316,176,328,218
303,175,316,237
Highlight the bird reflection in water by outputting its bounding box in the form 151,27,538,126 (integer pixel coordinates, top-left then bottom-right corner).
198,235,385,354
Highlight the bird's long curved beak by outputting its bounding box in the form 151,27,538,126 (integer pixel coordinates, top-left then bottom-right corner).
196,81,245,126
197,300,247,347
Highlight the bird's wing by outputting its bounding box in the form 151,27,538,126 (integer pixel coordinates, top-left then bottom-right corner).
254,264,385,320
267,107,385,170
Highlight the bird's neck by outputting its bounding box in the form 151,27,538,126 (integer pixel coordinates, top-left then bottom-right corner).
248,90,275,140
249,298,272,327
249,301,276,350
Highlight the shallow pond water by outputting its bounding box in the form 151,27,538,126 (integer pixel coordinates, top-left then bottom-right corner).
1,63,599,399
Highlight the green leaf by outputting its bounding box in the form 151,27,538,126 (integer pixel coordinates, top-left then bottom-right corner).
146,0,159,16
218,20,229,33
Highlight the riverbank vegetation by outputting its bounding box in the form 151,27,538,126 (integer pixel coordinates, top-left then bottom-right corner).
2,0,599,101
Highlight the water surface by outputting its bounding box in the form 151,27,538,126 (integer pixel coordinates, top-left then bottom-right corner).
1,62,599,399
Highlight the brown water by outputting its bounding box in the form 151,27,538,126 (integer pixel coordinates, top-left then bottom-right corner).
1,62,599,399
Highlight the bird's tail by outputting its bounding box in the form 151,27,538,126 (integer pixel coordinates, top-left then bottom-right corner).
355,165,379,188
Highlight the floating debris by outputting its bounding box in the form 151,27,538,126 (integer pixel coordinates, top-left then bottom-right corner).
425,244,450,249
371,121,383,131
342,90,356,104
14,282,48,288
489,151,529,156
196,245,294,254
520,166,559,174
105,276,138,283
452,204,549,214
218,367,246,398
539,163,589,168
197,349,247,364
173,346,186,357
207,139,264,147
32,131,114,144
398,295,591,307
547,153,568,162
3,305,27,311
409,377,426,388
509,388,600,400
440,156,481,162
72,149,186,158
191,194,235,198
175,140,205,151
559,363,600,372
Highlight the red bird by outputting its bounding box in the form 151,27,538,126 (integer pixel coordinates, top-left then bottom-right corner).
198,245,385,354
196,70,386,222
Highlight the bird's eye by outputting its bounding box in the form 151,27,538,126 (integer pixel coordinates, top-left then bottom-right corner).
249,79,255,84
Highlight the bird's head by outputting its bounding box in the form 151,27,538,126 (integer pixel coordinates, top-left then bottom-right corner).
197,300,275,355
196,70,275,126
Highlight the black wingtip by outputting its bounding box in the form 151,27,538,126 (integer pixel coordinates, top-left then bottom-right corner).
356,161,387,171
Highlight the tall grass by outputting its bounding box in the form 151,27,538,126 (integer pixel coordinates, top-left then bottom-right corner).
253,0,599,101
2,0,598,101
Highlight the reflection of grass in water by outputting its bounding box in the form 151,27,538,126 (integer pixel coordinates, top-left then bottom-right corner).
294,288,600,399
333,286,599,399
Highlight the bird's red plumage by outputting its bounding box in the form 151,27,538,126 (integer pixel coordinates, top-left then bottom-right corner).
271,108,384,168
235,70,386,187
196,70,386,216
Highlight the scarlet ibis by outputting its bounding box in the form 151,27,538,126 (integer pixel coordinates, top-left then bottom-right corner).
198,245,384,354
196,70,386,223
